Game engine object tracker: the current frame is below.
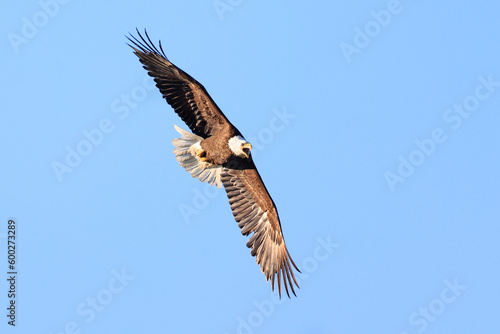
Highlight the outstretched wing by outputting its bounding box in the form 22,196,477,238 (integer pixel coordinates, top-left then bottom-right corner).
127,29,233,138
221,158,300,298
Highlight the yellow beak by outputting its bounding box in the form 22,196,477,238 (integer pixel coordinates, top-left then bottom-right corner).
242,143,252,158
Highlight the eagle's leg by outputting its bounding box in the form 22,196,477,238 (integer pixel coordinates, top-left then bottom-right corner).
196,149,208,162
172,125,223,188
187,142,209,163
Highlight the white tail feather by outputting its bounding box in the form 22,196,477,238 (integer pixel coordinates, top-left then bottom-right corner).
171,125,222,188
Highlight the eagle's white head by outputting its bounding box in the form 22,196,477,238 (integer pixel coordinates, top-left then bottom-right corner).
228,136,253,159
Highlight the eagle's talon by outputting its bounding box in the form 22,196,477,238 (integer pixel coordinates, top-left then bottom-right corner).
197,150,208,161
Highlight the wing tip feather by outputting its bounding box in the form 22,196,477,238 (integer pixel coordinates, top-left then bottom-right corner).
126,28,168,59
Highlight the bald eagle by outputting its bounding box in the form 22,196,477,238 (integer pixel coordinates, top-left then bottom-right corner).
127,30,300,297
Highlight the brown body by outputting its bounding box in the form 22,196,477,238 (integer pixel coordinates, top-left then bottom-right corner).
200,126,238,166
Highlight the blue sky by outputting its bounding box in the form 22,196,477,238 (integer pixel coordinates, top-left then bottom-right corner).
1,1,499,333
